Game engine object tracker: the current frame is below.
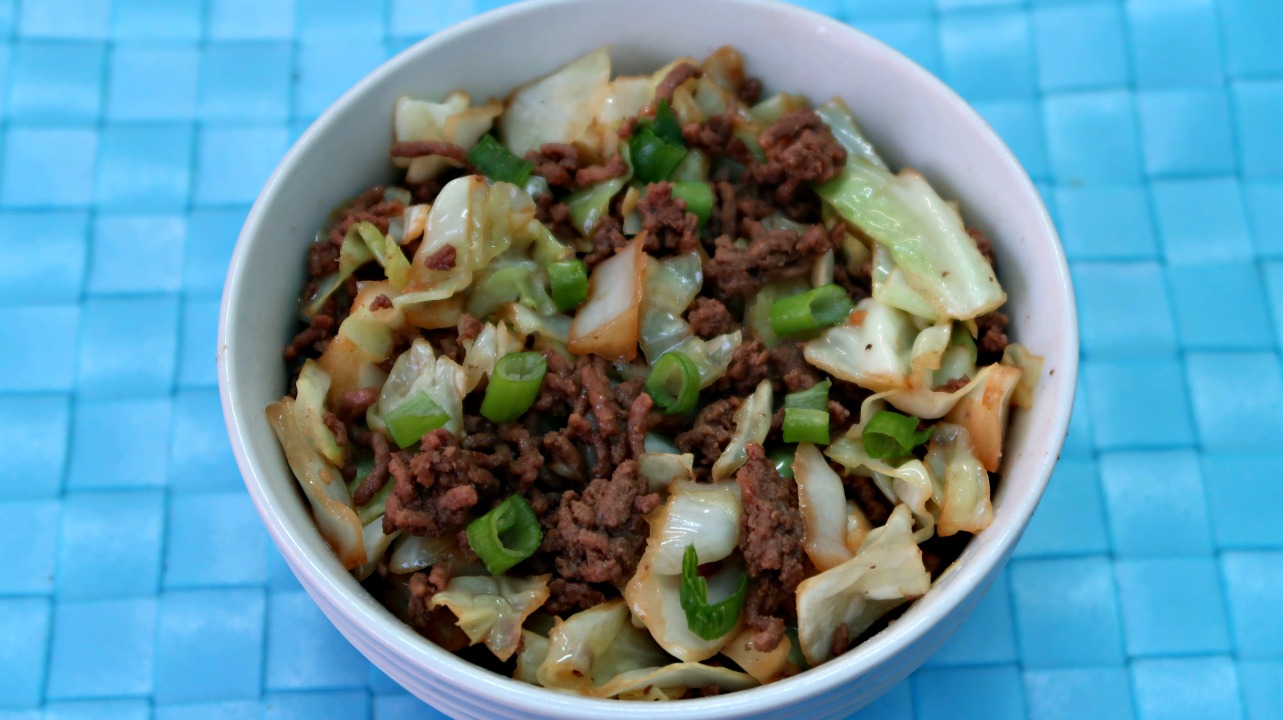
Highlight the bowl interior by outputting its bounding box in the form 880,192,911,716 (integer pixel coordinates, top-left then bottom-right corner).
220,0,1077,716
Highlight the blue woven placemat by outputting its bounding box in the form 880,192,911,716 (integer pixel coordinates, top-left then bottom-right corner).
2,0,1281,718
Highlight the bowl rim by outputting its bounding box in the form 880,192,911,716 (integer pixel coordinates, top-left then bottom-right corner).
219,0,1079,715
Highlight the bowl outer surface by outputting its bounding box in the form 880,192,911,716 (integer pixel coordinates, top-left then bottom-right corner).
219,0,1078,717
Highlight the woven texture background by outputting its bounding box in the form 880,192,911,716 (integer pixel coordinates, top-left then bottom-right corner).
1,0,1281,718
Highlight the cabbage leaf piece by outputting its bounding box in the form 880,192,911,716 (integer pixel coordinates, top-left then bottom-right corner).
796,504,931,665
293,359,344,467
826,432,943,543
529,599,758,699
461,320,527,393
792,442,855,571
815,158,1005,321
711,379,773,481
394,91,501,183
374,337,467,441
266,396,366,570
925,423,994,537
316,280,403,405
501,48,611,158
625,481,746,661
428,574,551,662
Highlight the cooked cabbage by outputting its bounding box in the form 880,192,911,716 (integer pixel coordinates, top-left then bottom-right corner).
803,297,917,392
266,397,366,569
925,423,994,537
501,48,611,158
791,442,855,571
375,337,467,439
394,91,501,183
461,321,526,392
944,363,1022,472
428,574,551,662
815,159,1005,321
795,504,931,665
711,379,773,481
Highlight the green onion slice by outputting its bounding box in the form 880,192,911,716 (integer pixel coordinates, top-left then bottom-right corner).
669,181,714,226
466,135,534,186
782,407,830,444
768,446,796,479
783,379,832,444
863,410,932,460
644,351,701,414
653,99,684,145
630,126,688,183
680,544,748,641
465,495,543,575
480,351,548,423
769,284,856,338
384,390,450,448
547,259,588,312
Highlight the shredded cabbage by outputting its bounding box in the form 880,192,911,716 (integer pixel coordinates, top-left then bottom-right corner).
429,574,551,662
375,338,467,440
394,91,501,183
711,379,773,481
926,423,994,537
814,98,888,171
795,504,931,665
815,159,1005,321
293,359,344,467
792,442,855,571
266,397,366,569
501,48,611,158
461,321,527,393
803,297,918,393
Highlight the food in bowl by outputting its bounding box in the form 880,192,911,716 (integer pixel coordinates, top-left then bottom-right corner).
268,45,1042,700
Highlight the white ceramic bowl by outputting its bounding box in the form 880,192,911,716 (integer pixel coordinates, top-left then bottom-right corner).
219,1,1078,717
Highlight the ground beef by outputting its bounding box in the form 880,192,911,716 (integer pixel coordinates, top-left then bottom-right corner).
754,108,847,206
545,578,610,616
542,460,661,587
284,311,335,360
717,339,822,397
308,241,340,277
709,179,738,240
327,185,391,246
383,429,500,536
654,62,702,106
739,77,763,105
424,245,457,270
576,358,627,477
969,228,996,266
575,155,628,187
542,429,584,483
675,397,740,468
390,140,470,166
584,215,629,269
535,194,577,241
937,375,971,394
683,113,735,155
369,294,393,312
526,143,579,188
456,313,482,342
736,443,806,652
831,623,851,659
336,387,379,419
704,223,829,298
686,297,735,338
352,431,392,506
500,423,543,490
626,392,654,461
637,181,701,255
533,348,580,416
976,311,1010,355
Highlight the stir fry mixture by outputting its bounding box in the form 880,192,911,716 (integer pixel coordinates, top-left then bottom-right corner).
270,46,1042,700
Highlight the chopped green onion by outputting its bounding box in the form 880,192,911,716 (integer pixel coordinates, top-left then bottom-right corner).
630,126,688,183
669,181,714,226
480,351,548,423
653,99,684,145
782,408,830,444
547,259,588,312
863,410,932,460
783,379,832,444
680,544,747,641
768,446,796,479
644,351,701,414
466,495,543,575
769,284,856,338
785,379,831,411
384,390,450,448
785,626,810,669
466,134,534,186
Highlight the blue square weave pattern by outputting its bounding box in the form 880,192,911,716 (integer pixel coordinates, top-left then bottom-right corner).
2,1,1280,718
